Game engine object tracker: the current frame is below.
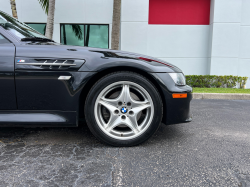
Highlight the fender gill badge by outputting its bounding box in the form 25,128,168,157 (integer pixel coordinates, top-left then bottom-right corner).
58,76,71,80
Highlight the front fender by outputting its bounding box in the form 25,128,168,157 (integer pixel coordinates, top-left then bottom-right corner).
78,50,180,73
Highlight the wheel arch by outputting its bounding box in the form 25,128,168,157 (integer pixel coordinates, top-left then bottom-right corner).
78,66,167,123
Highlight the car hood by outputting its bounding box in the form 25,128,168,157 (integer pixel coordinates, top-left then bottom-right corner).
86,48,182,72
16,42,182,73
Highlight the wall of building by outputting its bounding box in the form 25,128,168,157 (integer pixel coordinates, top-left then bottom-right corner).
121,0,210,76
209,0,250,88
1,0,113,46
120,0,250,88
240,0,250,88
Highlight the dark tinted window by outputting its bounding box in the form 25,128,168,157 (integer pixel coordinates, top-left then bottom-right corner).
0,34,10,44
85,25,109,49
61,24,84,46
60,24,109,49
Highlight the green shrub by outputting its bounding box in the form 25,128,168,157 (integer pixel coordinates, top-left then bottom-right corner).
186,75,248,88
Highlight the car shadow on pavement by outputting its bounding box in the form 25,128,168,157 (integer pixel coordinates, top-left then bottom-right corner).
0,122,186,146
0,121,96,145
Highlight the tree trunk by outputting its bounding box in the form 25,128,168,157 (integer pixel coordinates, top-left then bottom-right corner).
45,0,56,39
111,0,121,50
10,0,18,19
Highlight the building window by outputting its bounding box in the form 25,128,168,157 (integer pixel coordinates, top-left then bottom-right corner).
60,24,109,49
149,0,211,25
26,23,46,35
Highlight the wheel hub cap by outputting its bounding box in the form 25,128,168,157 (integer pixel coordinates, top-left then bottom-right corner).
121,107,127,114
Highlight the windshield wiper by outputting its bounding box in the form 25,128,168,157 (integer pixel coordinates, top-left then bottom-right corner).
21,37,54,42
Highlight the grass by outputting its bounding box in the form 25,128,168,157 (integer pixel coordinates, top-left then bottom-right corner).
193,88,250,94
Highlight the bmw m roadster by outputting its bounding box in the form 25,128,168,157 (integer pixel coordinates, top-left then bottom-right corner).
0,11,192,146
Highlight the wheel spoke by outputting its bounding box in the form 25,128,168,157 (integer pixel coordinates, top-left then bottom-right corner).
126,103,150,133
124,117,139,134
131,100,150,109
126,116,139,133
119,84,150,109
118,84,132,103
106,114,120,132
131,103,151,115
98,99,117,112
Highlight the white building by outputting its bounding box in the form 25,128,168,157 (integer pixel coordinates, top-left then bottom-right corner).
1,0,250,88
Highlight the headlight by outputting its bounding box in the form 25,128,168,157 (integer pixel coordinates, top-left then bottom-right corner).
168,73,186,86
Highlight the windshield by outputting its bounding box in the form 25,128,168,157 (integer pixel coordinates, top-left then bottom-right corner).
0,11,48,40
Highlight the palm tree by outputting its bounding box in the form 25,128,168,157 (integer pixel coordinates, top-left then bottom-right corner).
45,0,55,39
38,0,55,39
38,0,82,42
111,0,121,50
38,0,49,14
10,0,18,19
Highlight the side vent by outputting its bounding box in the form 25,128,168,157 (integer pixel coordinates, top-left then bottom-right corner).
16,58,85,71
33,59,76,70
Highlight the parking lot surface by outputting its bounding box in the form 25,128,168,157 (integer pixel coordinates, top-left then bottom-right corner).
0,100,250,186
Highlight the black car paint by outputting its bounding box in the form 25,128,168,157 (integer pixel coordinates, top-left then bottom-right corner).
0,25,192,126
0,111,77,126
0,43,16,110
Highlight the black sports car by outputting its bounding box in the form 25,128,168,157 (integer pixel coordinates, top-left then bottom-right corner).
0,11,192,146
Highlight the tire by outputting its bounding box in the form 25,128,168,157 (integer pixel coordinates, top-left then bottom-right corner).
84,71,163,146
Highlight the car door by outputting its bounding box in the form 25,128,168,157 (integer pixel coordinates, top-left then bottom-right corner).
14,44,87,112
0,33,17,110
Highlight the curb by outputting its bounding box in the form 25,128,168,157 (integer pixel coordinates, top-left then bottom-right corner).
192,93,250,100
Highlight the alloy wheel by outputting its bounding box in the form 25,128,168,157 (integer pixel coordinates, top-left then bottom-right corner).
94,81,154,140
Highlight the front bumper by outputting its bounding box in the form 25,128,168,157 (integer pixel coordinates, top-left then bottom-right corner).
163,92,192,124
151,73,192,125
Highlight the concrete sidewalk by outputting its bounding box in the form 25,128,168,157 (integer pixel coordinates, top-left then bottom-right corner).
193,93,250,100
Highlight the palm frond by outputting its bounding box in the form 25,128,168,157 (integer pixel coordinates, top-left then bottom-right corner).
38,0,49,15
71,25,83,40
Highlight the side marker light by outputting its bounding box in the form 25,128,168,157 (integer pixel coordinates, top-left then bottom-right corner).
172,93,187,98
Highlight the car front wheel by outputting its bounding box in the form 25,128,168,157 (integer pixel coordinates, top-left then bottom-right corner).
85,72,163,146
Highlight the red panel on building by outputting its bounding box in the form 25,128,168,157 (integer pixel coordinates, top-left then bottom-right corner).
149,0,211,25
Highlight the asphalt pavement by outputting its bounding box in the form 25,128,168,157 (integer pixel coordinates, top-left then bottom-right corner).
0,99,250,186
